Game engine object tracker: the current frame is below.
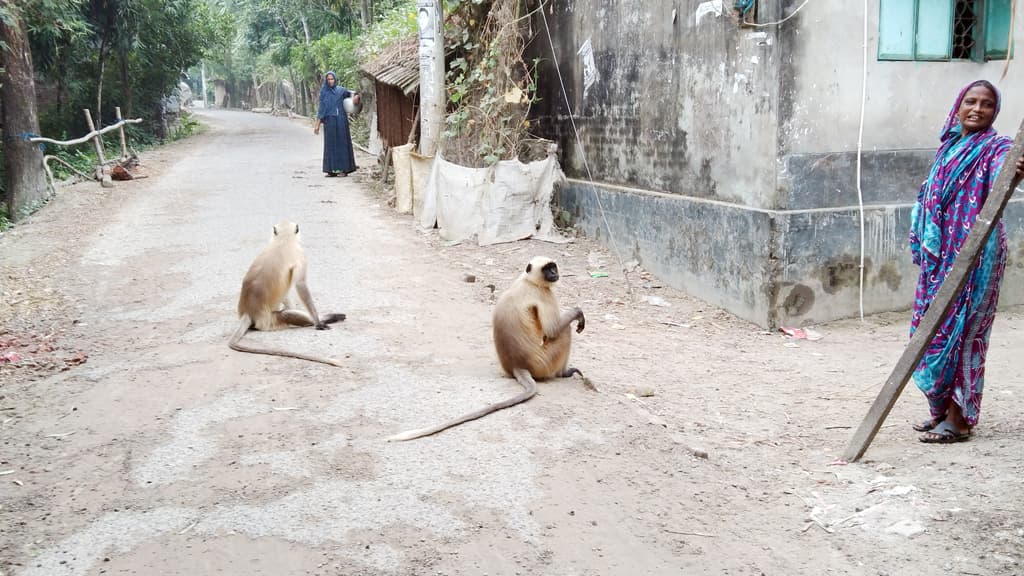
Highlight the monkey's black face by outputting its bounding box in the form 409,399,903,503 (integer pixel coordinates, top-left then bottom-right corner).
542,262,559,283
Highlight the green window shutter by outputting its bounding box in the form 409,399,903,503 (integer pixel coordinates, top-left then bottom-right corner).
984,0,1013,60
916,0,954,60
879,0,917,60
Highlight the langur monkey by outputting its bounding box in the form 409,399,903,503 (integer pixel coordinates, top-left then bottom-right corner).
229,220,346,366
388,256,585,441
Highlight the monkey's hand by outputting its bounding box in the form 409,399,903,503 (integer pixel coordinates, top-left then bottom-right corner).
315,322,331,331
574,308,586,333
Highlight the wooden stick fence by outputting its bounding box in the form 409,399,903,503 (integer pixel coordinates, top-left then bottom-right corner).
28,108,142,192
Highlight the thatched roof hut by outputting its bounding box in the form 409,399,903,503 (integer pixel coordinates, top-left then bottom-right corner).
362,36,420,148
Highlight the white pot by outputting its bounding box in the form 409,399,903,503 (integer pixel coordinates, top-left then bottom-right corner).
343,94,362,115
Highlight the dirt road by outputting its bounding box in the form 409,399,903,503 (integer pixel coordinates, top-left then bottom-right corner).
1,109,1022,575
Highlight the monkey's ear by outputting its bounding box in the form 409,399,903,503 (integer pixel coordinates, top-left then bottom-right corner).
273,225,278,236
526,263,533,273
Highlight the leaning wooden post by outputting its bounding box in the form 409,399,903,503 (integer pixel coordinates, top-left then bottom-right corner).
843,118,1024,462
115,106,129,161
83,109,113,188
82,108,103,169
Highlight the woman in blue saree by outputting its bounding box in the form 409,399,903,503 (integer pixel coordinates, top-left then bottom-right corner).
910,80,1024,443
314,71,357,177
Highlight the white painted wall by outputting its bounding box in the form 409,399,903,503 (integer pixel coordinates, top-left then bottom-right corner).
780,0,1024,155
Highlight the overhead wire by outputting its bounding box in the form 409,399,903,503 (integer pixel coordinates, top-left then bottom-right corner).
856,0,869,321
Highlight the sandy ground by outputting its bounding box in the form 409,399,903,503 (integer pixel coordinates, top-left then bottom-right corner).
1,109,1022,576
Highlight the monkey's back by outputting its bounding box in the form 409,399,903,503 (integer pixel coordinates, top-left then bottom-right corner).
238,241,304,330
492,277,567,379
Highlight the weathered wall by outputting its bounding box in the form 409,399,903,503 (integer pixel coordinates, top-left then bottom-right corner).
533,0,1024,328
777,0,1024,157
773,198,1024,327
557,180,775,325
528,0,788,324
528,0,784,209
773,0,1024,325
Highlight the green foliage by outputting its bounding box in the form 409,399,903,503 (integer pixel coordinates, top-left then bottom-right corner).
11,0,468,170
124,123,160,148
441,0,538,166
49,148,98,180
294,32,360,89
171,110,202,140
192,0,419,119
21,0,229,141
357,0,417,59
349,112,370,148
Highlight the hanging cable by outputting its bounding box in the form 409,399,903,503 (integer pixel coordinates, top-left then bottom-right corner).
856,0,869,321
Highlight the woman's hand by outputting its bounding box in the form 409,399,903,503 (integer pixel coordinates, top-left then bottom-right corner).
314,123,320,135
1016,154,1024,180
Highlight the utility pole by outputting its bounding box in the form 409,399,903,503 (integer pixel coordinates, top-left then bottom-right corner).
416,0,444,156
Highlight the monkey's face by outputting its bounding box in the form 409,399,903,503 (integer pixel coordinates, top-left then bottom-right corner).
525,257,559,286
542,262,559,283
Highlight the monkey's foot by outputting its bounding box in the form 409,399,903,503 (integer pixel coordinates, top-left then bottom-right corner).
562,367,597,392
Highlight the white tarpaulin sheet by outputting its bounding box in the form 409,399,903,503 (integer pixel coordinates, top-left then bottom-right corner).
391,143,415,214
409,152,568,246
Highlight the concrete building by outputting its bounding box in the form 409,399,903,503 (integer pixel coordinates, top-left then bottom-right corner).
528,0,1024,328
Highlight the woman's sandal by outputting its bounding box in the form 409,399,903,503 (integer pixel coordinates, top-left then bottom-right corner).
918,420,971,444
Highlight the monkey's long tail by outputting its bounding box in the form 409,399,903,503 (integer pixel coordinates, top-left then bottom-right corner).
228,316,343,367
387,368,538,441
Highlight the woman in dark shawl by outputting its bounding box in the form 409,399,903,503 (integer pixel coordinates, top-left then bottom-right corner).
314,71,357,177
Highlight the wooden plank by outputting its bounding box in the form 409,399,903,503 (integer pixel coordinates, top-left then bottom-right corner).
115,106,128,161
843,118,1024,462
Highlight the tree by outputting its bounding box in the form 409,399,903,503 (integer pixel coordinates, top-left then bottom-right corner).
359,0,371,27
1,2,48,221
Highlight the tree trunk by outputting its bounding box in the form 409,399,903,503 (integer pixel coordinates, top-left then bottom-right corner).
57,56,68,116
360,0,371,28
120,43,133,118
1,9,48,221
307,81,316,117
288,68,298,113
252,73,263,108
300,16,311,44
96,36,108,128
298,15,312,116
